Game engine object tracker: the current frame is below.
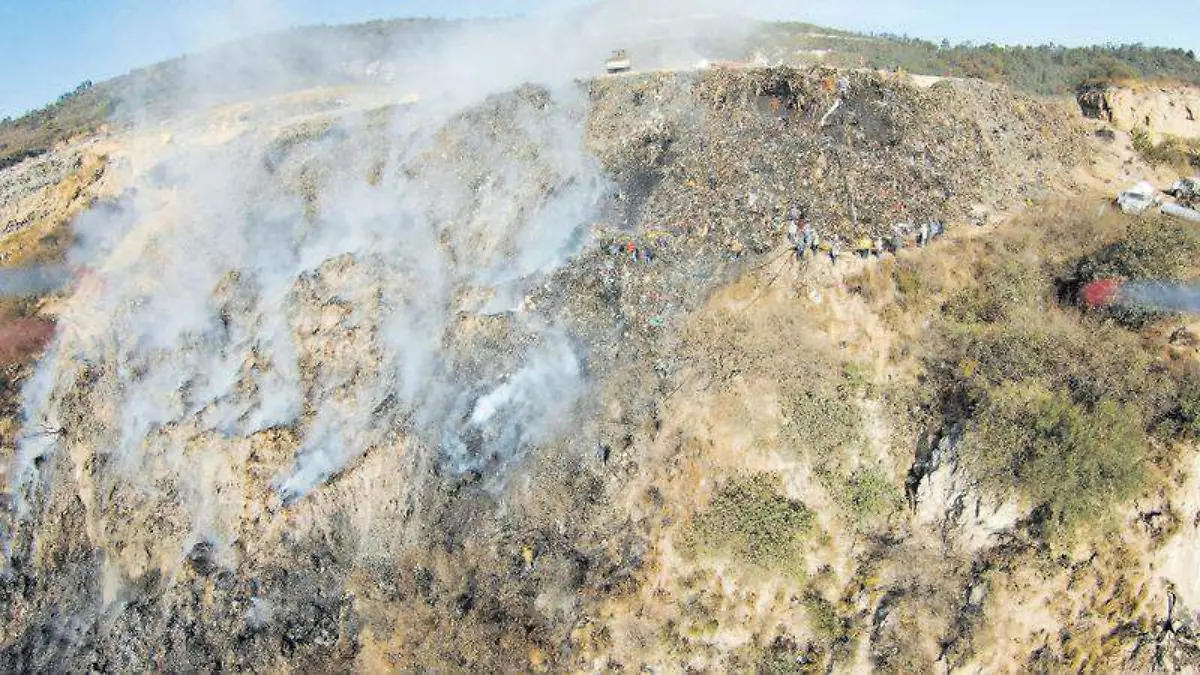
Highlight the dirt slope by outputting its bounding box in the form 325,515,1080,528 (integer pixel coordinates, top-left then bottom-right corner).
1107,84,1200,141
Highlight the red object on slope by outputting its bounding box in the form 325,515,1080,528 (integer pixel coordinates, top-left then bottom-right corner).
0,317,55,366
1080,278,1123,308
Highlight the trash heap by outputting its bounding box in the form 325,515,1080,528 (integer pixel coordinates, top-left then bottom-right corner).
524,67,1083,425
0,144,103,243
1171,177,1200,209
1117,177,1200,222
586,66,1084,253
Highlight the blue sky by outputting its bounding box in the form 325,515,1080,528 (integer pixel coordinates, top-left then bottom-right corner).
1,0,1196,119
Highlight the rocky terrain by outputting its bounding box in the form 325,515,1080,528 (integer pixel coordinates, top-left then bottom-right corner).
2,17,1200,673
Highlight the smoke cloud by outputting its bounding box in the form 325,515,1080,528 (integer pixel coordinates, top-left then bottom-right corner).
1119,282,1200,314
0,265,70,298
10,0,774,528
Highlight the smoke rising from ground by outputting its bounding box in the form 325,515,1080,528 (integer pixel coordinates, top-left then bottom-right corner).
1120,282,1200,314
0,265,70,298
9,1,771,545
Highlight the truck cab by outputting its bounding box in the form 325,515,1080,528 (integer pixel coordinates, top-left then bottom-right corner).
605,50,632,74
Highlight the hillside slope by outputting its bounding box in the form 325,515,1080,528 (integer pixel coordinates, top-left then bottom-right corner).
1,55,1200,672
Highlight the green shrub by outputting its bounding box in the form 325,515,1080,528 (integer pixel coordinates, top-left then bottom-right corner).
684,474,815,577
785,388,864,460
1067,219,1200,328
893,262,924,305
963,381,1147,535
1132,127,1155,157
944,257,1047,324
1083,220,1200,281
1132,128,1200,168
804,594,848,644
757,636,810,675
939,308,1172,416
1170,369,1200,438
908,202,1198,540
1077,56,1140,88
836,466,903,531
801,593,857,666
842,361,875,396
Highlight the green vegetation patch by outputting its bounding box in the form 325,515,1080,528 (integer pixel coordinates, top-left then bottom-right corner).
1132,128,1200,170
906,205,1200,540
833,466,903,532
804,593,850,646
785,386,864,459
683,473,815,577
0,81,116,171
963,381,1147,535
756,25,1200,95
1172,371,1200,439
1073,219,1200,283
1067,218,1200,328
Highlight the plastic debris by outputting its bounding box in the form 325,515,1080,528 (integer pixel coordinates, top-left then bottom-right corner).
1169,178,1200,209
1161,202,1200,223
1116,181,1158,215
818,98,842,127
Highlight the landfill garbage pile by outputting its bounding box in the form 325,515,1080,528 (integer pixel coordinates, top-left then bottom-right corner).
0,67,1087,671
2,83,628,672
588,67,1083,248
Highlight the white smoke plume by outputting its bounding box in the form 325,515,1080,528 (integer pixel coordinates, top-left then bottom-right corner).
0,265,70,298
10,0,777,524
1119,282,1200,314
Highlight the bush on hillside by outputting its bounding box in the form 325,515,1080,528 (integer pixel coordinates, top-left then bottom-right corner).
912,208,1200,539
681,473,815,577
785,387,864,459
835,465,903,532
962,381,1147,536
1065,218,1200,328
1132,128,1200,169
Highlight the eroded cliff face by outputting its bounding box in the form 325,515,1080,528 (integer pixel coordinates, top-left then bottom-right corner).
1096,84,1200,142
5,64,1200,672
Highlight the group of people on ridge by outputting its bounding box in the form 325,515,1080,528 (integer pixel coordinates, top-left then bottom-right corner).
785,208,943,263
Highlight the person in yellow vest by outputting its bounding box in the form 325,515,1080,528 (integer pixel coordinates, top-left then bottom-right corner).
854,235,873,259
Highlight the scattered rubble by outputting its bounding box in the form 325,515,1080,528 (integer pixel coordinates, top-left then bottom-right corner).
1117,177,1200,221
1171,177,1200,208
588,66,1082,251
